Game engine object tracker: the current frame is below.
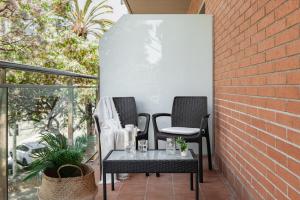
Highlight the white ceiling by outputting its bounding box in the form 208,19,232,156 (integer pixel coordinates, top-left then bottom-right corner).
124,0,199,14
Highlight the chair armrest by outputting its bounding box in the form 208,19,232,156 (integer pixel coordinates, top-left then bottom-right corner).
200,114,210,132
138,113,150,134
152,113,171,133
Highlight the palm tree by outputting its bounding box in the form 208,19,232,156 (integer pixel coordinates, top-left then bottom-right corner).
68,0,113,38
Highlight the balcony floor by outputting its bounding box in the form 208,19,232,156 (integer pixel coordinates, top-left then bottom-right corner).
91,157,236,200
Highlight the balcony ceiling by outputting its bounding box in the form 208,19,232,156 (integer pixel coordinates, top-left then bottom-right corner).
124,0,202,14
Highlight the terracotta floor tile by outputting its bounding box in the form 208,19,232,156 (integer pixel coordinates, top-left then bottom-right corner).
117,193,145,200
174,193,196,200
120,184,146,195
148,173,172,183
146,193,173,200
173,183,194,194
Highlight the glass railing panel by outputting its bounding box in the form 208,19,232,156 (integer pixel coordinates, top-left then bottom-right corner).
0,86,8,200
72,87,97,162
7,85,97,200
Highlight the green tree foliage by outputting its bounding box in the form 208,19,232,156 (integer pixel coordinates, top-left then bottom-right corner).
0,0,112,81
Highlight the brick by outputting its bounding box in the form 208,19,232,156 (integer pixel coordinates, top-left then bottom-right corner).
287,158,300,176
251,118,266,130
266,170,288,194
239,0,250,16
286,101,300,115
266,72,286,85
239,57,251,67
251,52,265,65
287,9,300,27
258,87,275,97
276,165,300,191
240,19,250,33
251,29,265,44
257,130,276,147
266,46,286,61
276,113,300,129
251,7,265,25
276,113,293,127
266,18,286,37
245,24,257,38
265,0,285,14
275,86,300,99
251,137,267,152
275,0,299,20
287,129,300,146
265,123,286,139
287,70,300,84
288,186,300,200
258,12,275,30
267,147,287,166
274,189,289,200
257,62,274,74
245,45,257,57
245,2,257,19
257,0,269,9
274,56,299,71
240,38,251,49
258,37,274,52
276,139,300,161
286,39,300,56
265,99,286,112
275,26,299,46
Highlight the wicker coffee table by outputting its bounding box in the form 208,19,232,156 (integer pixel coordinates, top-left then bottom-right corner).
102,149,199,200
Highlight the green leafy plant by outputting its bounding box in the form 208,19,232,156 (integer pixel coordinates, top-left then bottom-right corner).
24,132,87,180
176,137,188,152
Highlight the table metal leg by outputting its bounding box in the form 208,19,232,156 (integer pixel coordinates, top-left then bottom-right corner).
103,173,107,200
111,173,114,191
190,173,194,191
195,171,199,200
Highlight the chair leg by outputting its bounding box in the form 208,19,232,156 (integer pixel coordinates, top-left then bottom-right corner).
155,137,158,150
136,138,138,150
205,134,213,170
198,140,203,183
155,137,160,177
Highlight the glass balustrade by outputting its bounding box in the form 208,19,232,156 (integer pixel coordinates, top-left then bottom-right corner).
0,62,98,200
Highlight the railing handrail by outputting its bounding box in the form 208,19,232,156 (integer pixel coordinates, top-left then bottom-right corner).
0,61,98,80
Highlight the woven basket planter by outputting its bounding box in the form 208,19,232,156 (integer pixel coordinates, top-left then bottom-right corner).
38,164,97,200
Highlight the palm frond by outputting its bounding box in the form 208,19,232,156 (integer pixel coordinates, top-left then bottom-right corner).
83,0,93,15
85,5,113,23
85,0,109,19
73,0,80,17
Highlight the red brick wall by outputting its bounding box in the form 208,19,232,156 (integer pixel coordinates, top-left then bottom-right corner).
205,0,300,199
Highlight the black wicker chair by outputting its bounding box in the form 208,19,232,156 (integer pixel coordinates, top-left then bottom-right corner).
94,97,150,151
152,96,212,183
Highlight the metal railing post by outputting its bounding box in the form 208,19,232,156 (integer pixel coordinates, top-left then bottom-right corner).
67,78,74,145
0,68,8,200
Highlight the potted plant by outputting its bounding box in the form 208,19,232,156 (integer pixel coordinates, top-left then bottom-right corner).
176,137,188,157
24,133,97,200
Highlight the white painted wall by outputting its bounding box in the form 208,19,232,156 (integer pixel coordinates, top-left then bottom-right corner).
100,14,213,154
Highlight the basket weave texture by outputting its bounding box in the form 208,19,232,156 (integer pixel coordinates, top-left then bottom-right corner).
38,164,97,200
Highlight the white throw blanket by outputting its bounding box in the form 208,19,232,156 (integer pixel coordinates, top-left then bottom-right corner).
94,97,127,183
